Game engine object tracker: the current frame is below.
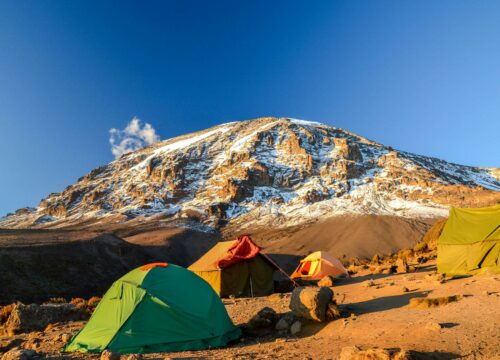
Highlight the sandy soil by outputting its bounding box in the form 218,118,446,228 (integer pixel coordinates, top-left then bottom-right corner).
2,261,499,360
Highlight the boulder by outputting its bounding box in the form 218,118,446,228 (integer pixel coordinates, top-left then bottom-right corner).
5,303,88,335
0,348,37,360
317,275,335,287
289,286,334,322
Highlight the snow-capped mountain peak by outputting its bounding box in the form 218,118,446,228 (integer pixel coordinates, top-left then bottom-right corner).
2,117,499,229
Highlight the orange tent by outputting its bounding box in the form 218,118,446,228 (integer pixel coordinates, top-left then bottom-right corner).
291,251,348,280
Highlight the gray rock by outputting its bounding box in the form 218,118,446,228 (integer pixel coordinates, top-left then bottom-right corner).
248,307,277,329
290,321,302,335
274,312,296,331
244,306,278,336
289,286,333,322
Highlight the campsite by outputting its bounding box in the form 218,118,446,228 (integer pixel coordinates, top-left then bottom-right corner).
1,205,499,359
1,2,500,359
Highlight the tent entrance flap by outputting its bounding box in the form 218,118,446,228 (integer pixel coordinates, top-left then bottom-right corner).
300,261,312,275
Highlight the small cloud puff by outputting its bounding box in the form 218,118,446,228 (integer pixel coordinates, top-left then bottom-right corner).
109,117,160,158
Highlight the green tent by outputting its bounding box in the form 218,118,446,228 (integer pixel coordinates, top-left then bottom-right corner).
63,263,241,354
437,205,500,275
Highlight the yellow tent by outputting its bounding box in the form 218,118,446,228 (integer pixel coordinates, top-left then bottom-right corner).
290,251,348,280
437,205,500,275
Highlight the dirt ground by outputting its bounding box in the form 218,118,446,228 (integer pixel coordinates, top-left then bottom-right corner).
1,260,499,360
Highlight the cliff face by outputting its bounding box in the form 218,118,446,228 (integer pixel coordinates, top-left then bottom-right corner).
2,117,499,230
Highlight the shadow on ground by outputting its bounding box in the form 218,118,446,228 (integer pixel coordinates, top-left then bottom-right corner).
346,291,430,315
409,350,461,359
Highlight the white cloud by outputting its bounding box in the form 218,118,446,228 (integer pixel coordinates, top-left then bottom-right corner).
109,117,160,158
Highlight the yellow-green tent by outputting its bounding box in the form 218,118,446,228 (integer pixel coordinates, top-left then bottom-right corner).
437,205,500,275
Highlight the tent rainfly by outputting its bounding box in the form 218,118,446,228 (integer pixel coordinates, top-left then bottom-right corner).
437,205,500,275
63,263,241,354
188,236,278,297
290,251,348,280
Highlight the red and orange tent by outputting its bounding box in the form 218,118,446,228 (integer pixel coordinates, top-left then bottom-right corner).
291,251,348,280
189,236,279,297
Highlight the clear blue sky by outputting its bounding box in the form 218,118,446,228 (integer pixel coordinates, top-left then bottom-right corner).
1,0,499,216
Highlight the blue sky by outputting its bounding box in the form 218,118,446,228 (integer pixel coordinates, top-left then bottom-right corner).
1,0,499,216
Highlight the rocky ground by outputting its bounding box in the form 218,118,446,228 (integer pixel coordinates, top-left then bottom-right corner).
1,259,499,360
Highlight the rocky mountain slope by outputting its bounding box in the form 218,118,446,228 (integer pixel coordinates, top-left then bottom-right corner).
2,117,499,230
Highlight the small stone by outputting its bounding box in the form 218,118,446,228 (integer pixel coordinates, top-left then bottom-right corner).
424,272,445,284
402,287,410,293
101,350,121,360
275,318,290,331
482,290,492,296
396,258,409,273
363,280,375,287
268,293,285,302
125,354,143,360
290,321,301,335
326,301,341,321
60,333,72,343
317,275,335,287
425,322,442,331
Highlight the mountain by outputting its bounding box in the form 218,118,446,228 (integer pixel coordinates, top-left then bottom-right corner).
2,117,499,231
1,117,499,303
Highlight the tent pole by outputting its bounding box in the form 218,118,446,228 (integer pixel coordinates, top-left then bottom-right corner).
261,253,300,288
249,275,254,298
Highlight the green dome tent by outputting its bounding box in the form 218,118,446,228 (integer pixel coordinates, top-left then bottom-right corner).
63,263,241,354
437,205,500,275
